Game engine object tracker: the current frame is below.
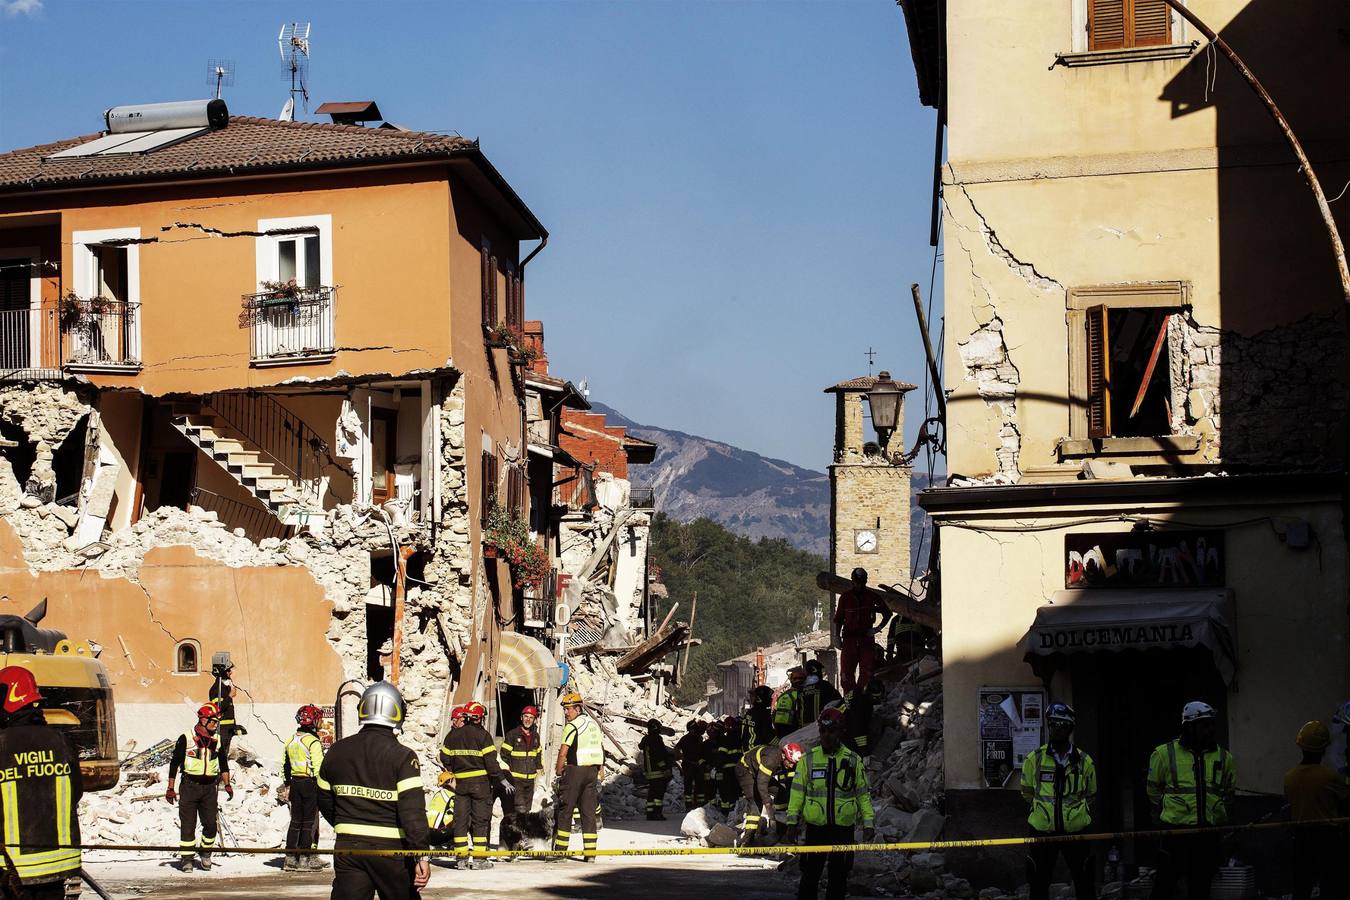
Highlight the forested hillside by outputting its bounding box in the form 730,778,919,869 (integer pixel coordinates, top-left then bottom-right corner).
648,513,826,704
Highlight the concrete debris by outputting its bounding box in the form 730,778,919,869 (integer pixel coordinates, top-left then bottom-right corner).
679,805,725,840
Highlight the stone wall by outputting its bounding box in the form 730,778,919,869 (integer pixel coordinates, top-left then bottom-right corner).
831,461,911,588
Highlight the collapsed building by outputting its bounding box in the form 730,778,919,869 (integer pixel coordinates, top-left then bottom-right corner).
0,99,678,795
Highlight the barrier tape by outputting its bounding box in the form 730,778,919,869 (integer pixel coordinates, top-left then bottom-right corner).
41,816,1350,860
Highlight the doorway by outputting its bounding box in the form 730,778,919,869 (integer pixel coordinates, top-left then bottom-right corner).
370,408,397,506
0,257,32,369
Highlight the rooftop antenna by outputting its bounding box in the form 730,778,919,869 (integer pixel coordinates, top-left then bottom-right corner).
865,346,877,375
278,22,311,119
206,58,235,100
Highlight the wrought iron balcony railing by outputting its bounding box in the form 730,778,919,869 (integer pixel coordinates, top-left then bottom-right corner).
240,286,335,363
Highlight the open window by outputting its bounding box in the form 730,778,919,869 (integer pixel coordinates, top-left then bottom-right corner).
175,639,201,674
70,228,141,370
251,215,334,364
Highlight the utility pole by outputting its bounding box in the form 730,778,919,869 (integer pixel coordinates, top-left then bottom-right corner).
1158,0,1349,303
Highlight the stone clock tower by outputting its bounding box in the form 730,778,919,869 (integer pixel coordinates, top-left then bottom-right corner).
825,374,915,604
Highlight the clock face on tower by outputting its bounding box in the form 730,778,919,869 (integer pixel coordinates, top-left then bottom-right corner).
854,529,878,554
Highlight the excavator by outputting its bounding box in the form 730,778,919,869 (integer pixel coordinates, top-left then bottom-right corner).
0,599,119,791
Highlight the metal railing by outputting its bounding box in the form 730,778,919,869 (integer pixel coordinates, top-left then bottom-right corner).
523,568,557,628
240,286,335,362
629,487,656,509
188,487,292,540
0,306,61,376
60,299,140,368
202,391,327,504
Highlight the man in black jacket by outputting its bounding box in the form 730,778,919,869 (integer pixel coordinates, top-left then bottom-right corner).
637,720,673,820
166,702,232,872
674,721,707,809
438,701,512,870
318,682,430,900
745,687,776,748
208,656,244,763
0,666,83,899
498,705,542,819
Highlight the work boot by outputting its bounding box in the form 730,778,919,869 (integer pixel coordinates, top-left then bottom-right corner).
304,853,330,870
470,858,494,871
175,857,193,873
198,853,212,871
283,854,303,872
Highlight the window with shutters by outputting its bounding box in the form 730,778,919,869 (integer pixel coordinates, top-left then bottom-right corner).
504,269,524,330
480,449,499,526
481,242,498,329
1066,283,1191,451
1087,0,1174,51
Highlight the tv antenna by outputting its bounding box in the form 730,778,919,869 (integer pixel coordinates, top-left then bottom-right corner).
278,22,311,119
206,59,235,100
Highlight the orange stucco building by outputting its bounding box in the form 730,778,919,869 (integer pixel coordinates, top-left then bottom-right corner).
0,103,558,756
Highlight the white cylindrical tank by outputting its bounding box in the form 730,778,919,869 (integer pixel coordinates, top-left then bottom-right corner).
104,98,228,134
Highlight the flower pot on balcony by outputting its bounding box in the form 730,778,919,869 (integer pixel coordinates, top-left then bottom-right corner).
483,544,500,559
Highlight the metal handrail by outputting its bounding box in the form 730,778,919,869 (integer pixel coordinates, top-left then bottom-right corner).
629,487,656,509
59,299,140,367
188,487,292,540
202,391,327,503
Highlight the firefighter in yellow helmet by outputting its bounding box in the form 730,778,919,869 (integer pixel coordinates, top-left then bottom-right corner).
1284,720,1349,900
0,666,82,899
552,693,603,861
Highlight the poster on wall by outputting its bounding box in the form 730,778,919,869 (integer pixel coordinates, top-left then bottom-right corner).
978,688,1045,788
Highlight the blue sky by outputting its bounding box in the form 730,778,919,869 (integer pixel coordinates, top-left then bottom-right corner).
0,0,942,472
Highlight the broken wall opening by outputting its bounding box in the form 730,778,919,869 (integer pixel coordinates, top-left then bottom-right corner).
0,419,34,486
51,414,88,505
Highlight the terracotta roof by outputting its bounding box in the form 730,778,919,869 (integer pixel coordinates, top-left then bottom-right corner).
823,374,918,394
0,116,476,194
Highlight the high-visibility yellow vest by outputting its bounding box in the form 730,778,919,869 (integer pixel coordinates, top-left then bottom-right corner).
181,731,220,778
1147,739,1236,826
786,744,874,828
564,715,604,767
774,690,799,726
286,732,324,778
426,787,454,830
1020,744,1096,834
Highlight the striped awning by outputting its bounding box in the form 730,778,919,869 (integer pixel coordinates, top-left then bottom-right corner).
497,630,562,689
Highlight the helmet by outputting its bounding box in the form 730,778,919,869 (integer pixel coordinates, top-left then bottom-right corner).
647,718,661,731
804,659,825,676
1046,703,1076,725
451,705,466,720
357,681,407,729
197,702,220,721
782,742,804,767
521,705,540,718
560,692,584,708
787,667,805,684
295,704,322,727
851,567,868,582
464,701,487,723
723,716,738,728
818,707,846,730
688,720,706,734
753,685,774,702
0,666,43,713
1296,720,1331,752
1181,701,1216,724
436,770,455,787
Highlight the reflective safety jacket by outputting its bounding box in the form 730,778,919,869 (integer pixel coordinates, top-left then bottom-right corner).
774,690,801,737
716,733,741,772
1147,739,1236,826
838,693,873,756
786,744,874,828
284,730,325,781
1020,743,1096,834
561,714,604,767
208,676,235,726
172,730,222,780
674,733,703,768
799,681,841,728
439,722,503,783
639,734,673,781
317,725,430,849
746,705,775,748
0,717,83,884
500,725,542,782
426,787,454,830
738,744,794,784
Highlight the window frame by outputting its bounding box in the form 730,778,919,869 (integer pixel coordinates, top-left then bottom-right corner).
1065,282,1194,453
1065,0,1192,64
70,227,142,372
174,638,202,675
255,215,332,289
0,246,42,369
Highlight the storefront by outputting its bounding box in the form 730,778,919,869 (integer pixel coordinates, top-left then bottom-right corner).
920,474,1350,878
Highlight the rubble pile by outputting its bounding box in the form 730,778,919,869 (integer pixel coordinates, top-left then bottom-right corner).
565,652,692,820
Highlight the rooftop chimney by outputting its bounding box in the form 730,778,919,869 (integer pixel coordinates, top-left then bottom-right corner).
315,100,382,126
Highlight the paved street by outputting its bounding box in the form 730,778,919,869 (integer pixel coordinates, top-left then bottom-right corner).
82,819,793,899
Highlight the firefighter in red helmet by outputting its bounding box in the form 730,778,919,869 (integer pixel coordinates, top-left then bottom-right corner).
282,704,327,872
166,701,231,872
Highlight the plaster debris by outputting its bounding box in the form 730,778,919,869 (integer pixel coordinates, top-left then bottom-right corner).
957,316,1021,482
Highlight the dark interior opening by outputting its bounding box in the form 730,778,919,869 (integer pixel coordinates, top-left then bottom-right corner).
493,684,539,740
0,419,35,486
1107,308,1174,438
365,603,394,682
51,414,89,505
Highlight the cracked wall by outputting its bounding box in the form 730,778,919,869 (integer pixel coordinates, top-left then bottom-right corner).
956,315,1021,482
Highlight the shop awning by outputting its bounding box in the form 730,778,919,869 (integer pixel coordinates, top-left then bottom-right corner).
497,630,563,689
1023,589,1237,684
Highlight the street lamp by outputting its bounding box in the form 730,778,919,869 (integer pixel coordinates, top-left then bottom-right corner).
866,370,902,449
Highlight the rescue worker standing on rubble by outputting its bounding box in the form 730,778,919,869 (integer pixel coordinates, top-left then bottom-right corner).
638,719,673,820
735,740,802,847
499,705,542,819
833,567,891,693
715,718,742,813
439,701,512,869
282,704,328,872
166,701,231,872
786,707,874,900
552,693,603,861
1020,703,1096,900
675,721,707,808
747,686,776,748
317,681,430,899
0,666,83,899
1284,720,1349,900
774,668,805,739
208,656,244,763
799,660,841,728
1146,701,1236,900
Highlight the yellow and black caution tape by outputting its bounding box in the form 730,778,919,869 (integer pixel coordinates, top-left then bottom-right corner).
55,816,1350,860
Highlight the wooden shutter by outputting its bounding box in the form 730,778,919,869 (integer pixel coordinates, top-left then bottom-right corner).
487,256,499,326
1088,0,1126,50
1090,0,1171,51
1086,305,1112,439
481,450,499,525
1131,0,1172,47
481,247,492,326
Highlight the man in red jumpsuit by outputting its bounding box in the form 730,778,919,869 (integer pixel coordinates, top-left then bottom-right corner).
833,567,891,693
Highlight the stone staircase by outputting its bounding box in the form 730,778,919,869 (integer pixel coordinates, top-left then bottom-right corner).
170,401,316,520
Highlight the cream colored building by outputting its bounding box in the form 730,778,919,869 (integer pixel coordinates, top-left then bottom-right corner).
901,0,1350,868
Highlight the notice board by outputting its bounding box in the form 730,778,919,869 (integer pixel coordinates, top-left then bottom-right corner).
978,687,1045,788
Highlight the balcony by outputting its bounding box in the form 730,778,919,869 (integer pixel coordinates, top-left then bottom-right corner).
60,298,141,372
629,487,655,509
240,285,335,366
523,568,558,629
